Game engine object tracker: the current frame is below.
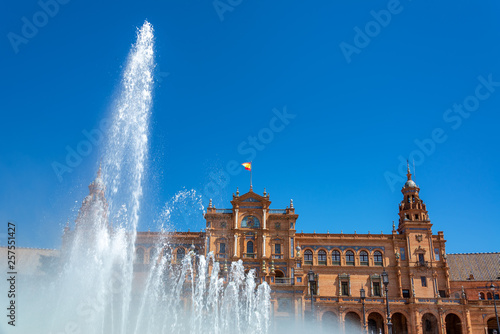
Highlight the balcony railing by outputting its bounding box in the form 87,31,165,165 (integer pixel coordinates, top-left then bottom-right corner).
215,209,233,214
272,254,283,259
275,277,292,285
416,260,430,268
269,209,287,214
216,253,227,259
244,253,256,259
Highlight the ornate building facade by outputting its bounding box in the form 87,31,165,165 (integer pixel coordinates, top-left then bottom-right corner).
64,166,500,334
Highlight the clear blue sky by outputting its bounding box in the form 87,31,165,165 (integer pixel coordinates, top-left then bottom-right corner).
1,1,500,253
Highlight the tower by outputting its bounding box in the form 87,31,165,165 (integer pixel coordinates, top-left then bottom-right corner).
397,163,429,233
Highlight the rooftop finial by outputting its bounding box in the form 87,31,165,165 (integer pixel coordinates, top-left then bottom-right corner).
236,187,239,196
263,188,267,196
290,199,294,209
407,160,412,180
208,199,212,208
392,221,396,231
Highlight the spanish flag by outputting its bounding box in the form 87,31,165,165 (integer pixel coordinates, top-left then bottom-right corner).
241,162,252,171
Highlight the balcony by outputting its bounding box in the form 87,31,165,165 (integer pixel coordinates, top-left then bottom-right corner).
416,260,430,268
272,254,284,259
215,209,233,214
244,253,256,259
275,277,292,285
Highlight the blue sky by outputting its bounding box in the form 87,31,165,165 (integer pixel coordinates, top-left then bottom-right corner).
1,0,500,253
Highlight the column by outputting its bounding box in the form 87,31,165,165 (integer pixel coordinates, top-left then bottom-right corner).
234,234,238,257
234,209,239,229
263,235,266,257
263,209,267,229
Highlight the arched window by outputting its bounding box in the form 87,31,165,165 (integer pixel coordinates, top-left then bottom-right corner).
318,250,327,265
346,250,355,265
332,250,340,265
304,250,313,265
360,251,369,265
176,248,185,264
135,248,144,264
487,292,493,300
479,292,485,300
246,241,254,254
374,251,383,266
149,247,157,264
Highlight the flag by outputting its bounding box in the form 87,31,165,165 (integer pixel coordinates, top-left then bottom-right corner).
241,162,252,171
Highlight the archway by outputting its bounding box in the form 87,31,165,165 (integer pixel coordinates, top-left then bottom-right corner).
345,312,361,333
422,313,438,334
392,313,408,334
368,312,385,334
487,317,499,334
322,311,339,330
445,313,462,334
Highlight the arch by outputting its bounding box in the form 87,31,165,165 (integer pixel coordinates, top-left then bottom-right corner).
275,269,285,278
345,250,355,265
318,249,327,265
374,250,383,266
246,240,254,254
368,312,385,334
241,215,260,228
360,250,369,266
487,317,499,334
480,292,485,300
135,247,145,264
331,249,341,265
176,247,185,263
322,311,339,329
345,312,362,332
422,313,439,334
488,292,493,300
304,249,313,265
392,312,408,334
445,313,462,334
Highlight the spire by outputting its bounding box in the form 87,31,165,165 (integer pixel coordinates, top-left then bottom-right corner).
406,160,412,181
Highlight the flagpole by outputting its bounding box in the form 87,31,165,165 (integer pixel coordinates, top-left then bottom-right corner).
250,161,253,190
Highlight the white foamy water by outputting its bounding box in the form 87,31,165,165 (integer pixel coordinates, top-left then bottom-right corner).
3,21,272,334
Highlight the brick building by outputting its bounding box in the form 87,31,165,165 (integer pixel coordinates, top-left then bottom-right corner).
64,165,500,334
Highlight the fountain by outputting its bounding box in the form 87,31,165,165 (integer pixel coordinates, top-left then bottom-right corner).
7,21,271,334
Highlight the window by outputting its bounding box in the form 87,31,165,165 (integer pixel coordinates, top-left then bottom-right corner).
341,281,349,296
275,243,281,254
318,250,327,265
402,289,410,298
332,250,340,265
373,282,381,297
400,247,406,261
220,243,226,253
304,250,313,265
414,214,419,220
418,253,425,265
176,248,185,263
479,292,485,300
434,248,440,261
439,290,446,298
421,276,427,287
374,251,383,266
346,251,355,265
360,251,368,265
297,277,302,283
135,248,144,264
487,292,493,300
246,241,254,254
